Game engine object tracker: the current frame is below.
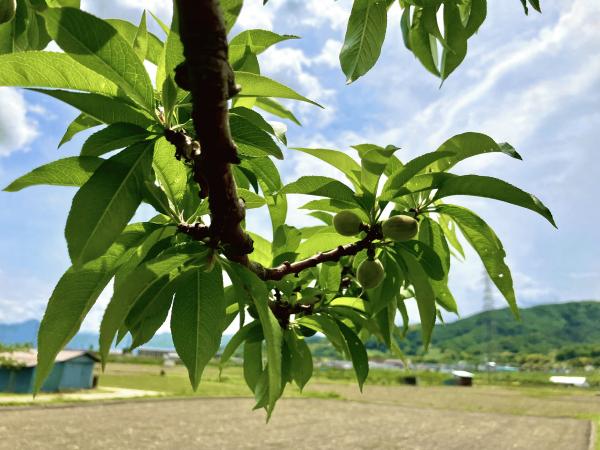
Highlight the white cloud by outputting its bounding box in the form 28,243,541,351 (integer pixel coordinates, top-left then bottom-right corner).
313,39,342,68
0,88,40,157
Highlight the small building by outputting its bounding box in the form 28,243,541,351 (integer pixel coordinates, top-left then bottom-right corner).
451,370,474,386
549,376,589,388
0,350,99,394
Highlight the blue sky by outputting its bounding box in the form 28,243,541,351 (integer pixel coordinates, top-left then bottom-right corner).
0,0,599,331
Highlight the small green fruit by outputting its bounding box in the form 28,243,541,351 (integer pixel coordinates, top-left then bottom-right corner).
0,0,16,24
382,215,419,241
333,210,363,236
357,258,385,289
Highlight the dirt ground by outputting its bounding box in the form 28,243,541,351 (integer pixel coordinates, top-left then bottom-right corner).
0,397,593,450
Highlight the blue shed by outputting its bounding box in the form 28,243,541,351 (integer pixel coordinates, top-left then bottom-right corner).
0,350,99,393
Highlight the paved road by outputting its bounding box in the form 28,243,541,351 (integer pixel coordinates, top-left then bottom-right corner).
0,398,593,449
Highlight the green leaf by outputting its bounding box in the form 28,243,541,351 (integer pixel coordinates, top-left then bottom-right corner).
235,72,322,107
255,97,301,125
284,329,313,392
246,232,272,267
125,267,179,349
340,0,388,83
114,225,177,289
31,89,154,128
230,113,283,159
395,240,444,281
221,0,244,33
0,51,121,97
335,320,369,390
42,7,155,110
59,113,102,147
3,156,103,192
297,314,348,356
328,297,367,312
356,144,399,195
437,204,518,317
172,265,226,390
418,218,457,313
381,150,453,197
132,12,148,62
105,18,163,65
152,137,189,207
401,251,436,348
292,148,361,189
229,266,283,416
464,0,487,37
229,29,298,67
432,174,556,227
99,242,208,363
296,231,355,260
300,198,369,221
238,188,266,209
424,132,521,173
81,123,152,157
34,222,157,393
219,321,261,368
281,176,357,203
440,3,468,80
409,7,440,76
66,141,153,266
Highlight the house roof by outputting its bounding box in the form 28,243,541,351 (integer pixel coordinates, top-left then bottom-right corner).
0,349,100,368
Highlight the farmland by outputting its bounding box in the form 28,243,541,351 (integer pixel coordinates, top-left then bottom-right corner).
2,362,597,449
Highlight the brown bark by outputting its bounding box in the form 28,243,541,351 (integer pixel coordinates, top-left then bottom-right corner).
174,0,384,284
174,0,253,264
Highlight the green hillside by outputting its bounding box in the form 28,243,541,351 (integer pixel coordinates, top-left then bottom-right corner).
397,301,600,364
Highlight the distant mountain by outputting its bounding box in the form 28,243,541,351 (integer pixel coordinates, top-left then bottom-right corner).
398,300,600,356
2,301,598,358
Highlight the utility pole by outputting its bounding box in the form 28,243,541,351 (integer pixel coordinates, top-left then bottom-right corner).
483,270,495,383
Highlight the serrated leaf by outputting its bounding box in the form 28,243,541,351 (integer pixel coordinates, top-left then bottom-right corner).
255,97,301,125
418,218,457,313
66,141,153,266
281,176,357,203
221,0,244,33
229,29,298,67
99,242,208,363
235,71,322,107
106,18,163,65
440,3,468,80
284,329,313,392
401,251,436,348
229,265,282,416
31,89,154,128
424,132,521,173
4,156,103,192
34,222,157,393
382,151,451,197
230,113,283,159
296,231,355,260
152,137,189,208
292,148,361,189
172,265,226,390
238,188,266,209
0,51,121,96
42,7,155,110
220,321,262,367
432,174,556,227
437,204,518,317
59,113,102,147
81,123,152,157
340,0,388,83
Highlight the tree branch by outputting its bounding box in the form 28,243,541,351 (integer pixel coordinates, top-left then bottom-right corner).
174,0,383,285
174,0,253,264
